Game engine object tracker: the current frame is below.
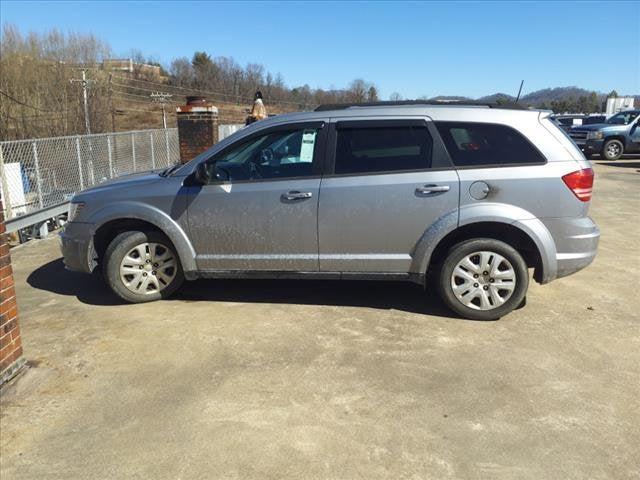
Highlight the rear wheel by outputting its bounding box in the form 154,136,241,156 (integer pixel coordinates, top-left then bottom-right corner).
104,230,184,303
601,139,623,160
438,238,529,320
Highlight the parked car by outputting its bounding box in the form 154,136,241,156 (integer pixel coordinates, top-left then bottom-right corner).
569,109,640,160
551,114,607,132
60,101,600,320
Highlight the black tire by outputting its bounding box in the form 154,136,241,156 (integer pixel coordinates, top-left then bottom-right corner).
103,230,184,303
437,238,529,321
601,139,624,160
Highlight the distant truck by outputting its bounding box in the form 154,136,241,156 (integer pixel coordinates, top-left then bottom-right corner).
569,110,640,160
551,114,606,133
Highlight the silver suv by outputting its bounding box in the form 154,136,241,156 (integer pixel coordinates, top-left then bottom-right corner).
60,102,600,320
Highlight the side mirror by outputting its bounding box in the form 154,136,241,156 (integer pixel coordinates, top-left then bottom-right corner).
214,165,229,181
260,148,275,164
194,163,211,184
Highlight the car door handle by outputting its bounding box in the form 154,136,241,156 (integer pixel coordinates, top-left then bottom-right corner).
282,190,313,201
415,184,450,195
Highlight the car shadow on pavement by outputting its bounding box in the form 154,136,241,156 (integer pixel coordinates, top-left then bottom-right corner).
28,258,460,318
173,278,459,318
27,258,122,306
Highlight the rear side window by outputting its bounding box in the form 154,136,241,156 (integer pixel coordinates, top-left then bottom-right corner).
335,126,433,174
435,122,545,167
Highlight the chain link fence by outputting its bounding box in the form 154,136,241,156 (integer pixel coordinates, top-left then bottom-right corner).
0,129,179,219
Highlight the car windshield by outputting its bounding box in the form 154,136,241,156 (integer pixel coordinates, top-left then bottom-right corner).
606,111,639,125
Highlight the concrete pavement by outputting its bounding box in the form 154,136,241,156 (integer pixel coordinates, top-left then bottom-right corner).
1,160,639,479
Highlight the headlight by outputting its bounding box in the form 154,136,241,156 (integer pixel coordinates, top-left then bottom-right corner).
67,202,85,222
587,131,603,140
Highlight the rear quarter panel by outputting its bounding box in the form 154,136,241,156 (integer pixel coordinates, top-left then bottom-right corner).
457,162,588,219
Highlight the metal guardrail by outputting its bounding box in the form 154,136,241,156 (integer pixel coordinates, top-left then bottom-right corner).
0,129,180,225
5,202,69,234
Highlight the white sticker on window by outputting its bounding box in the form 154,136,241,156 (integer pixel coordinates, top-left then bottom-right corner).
299,130,316,163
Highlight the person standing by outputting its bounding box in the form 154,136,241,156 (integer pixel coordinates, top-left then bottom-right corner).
245,91,268,125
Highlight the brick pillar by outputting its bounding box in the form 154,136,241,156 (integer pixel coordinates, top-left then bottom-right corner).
176,96,219,163
1,196,25,387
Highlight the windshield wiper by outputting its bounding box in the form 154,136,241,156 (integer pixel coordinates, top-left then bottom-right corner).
159,164,180,177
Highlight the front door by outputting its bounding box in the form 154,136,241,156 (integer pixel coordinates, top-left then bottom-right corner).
318,119,459,273
186,121,327,271
630,118,640,152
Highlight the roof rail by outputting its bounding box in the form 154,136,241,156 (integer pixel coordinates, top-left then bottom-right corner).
314,100,529,112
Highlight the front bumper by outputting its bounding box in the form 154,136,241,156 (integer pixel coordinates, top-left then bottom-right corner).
59,222,96,273
580,139,604,154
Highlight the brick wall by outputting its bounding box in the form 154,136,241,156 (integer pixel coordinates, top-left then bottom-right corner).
176,97,219,163
0,196,25,386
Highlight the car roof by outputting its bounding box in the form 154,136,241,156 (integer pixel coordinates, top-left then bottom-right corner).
248,102,543,130
314,100,529,111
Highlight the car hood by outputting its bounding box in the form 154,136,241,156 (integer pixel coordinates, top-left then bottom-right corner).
571,124,607,132
74,170,163,198
571,123,625,132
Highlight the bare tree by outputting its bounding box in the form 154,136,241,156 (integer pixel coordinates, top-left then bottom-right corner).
0,25,111,139
347,79,369,103
367,86,379,102
169,57,194,86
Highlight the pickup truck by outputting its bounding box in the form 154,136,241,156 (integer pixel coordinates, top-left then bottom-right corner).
569,110,640,160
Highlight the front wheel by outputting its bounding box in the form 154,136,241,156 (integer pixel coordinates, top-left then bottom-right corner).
438,239,529,320
601,139,624,160
104,230,184,303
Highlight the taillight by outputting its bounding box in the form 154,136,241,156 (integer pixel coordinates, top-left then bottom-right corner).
562,168,594,202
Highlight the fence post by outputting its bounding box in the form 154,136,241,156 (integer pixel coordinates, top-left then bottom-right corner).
76,136,84,190
107,134,114,178
131,133,137,172
165,129,171,166
31,141,44,209
0,144,13,219
87,138,96,186
150,131,155,169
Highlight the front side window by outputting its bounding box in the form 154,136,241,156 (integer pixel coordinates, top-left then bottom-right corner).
605,111,639,125
334,126,433,174
210,128,319,181
435,122,546,167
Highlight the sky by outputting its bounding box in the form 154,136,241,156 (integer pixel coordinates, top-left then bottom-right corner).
1,0,638,99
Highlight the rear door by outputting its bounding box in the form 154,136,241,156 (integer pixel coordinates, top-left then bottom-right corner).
318,118,459,273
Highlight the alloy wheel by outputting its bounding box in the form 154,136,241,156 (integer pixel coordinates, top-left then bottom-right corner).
119,242,177,295
606,142,621,158
451,251,516,310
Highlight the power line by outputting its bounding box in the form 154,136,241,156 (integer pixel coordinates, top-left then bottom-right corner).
113,80,246,104
112,93,175,107
110,74,304,107
0,90,70,113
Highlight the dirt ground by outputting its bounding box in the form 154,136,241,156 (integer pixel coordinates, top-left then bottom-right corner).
1,159,639,480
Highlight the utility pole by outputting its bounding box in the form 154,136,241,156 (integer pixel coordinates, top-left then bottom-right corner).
150,92,173,129
108,73,116,132
70,69,94,134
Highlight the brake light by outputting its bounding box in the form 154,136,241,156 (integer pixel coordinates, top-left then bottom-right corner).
562,168,594,202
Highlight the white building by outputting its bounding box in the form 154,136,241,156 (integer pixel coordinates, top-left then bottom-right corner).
606,96,635,116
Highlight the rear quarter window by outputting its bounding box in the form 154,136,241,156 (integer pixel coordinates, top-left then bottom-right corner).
435,122,546,167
